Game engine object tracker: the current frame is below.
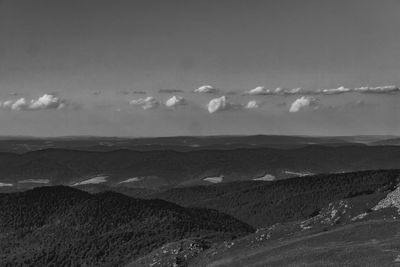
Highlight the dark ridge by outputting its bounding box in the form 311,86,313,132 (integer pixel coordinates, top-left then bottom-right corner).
0,186,253,266
1,146,400,189
154,169,400,227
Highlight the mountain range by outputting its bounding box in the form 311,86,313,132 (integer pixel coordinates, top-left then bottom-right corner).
2,169,400,266
1,144,400,193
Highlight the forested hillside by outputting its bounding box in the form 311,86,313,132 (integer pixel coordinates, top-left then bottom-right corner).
1,146,400,191
155,169,400,227
0,186,253,266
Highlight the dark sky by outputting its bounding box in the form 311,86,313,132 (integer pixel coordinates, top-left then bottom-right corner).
0,0,399,136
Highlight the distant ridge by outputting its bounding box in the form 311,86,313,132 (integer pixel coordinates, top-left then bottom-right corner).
1,146,400,192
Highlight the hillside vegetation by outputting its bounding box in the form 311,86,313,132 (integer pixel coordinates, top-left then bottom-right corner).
0,186,253,266
155,169,400,227
1,146,400,191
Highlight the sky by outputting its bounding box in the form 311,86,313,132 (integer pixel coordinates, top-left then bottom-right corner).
0,0,399,137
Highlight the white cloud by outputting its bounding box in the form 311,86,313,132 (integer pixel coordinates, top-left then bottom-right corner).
1,100,14,109
11,98,29,110
244,100,262,109
242,84,400,96
244,86,272,95
245,87,316,96
289,96,319,112
274,87,307,95
318,86,351,95
0,94,66,111
316,85,399,95
354,85,399,94
29,94,66,110
165,95,187,108
130,96,160,110
194,85,218,94
206,96,235,113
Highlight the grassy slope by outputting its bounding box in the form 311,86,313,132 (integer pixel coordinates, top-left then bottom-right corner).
191,219,400,267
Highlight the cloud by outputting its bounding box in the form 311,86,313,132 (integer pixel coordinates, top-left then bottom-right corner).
0,98,29,111
242,85,400,96
318,86,351,95
159,89,184,94
29,94,66,110
317,85,399,95
244,87,314,96
165,96,187,108
274,87,305,95
0,94,66,111
244,86,271,95
11,98,29,110
353,85,399,94
289,96,319,112
244,100,262,109
129,96,160,110
1,100,14,109
194,85,218,94
206,96,234,113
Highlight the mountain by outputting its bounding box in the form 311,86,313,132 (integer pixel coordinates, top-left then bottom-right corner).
2,170,400,266
154,169,400,228
0,186,253,266
0,135,361,153
131,169,400,266
191,219,400,266
370,137,400,146
189,181,400,266
2,146,400,193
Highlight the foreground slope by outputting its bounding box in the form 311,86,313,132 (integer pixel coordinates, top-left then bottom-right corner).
190,182,400,266
0,186,253,266
132,169,400,266
191,219,400,267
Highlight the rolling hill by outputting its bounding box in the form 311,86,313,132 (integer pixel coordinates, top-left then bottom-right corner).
154,169,400,227
132,169,400,266
1,146,400,193
0,135,363,153
0,186,253,266
2,170,400,266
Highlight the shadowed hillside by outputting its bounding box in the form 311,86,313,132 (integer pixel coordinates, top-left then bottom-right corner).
132,169,400,266
155,169,400,227
0,186,253,266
